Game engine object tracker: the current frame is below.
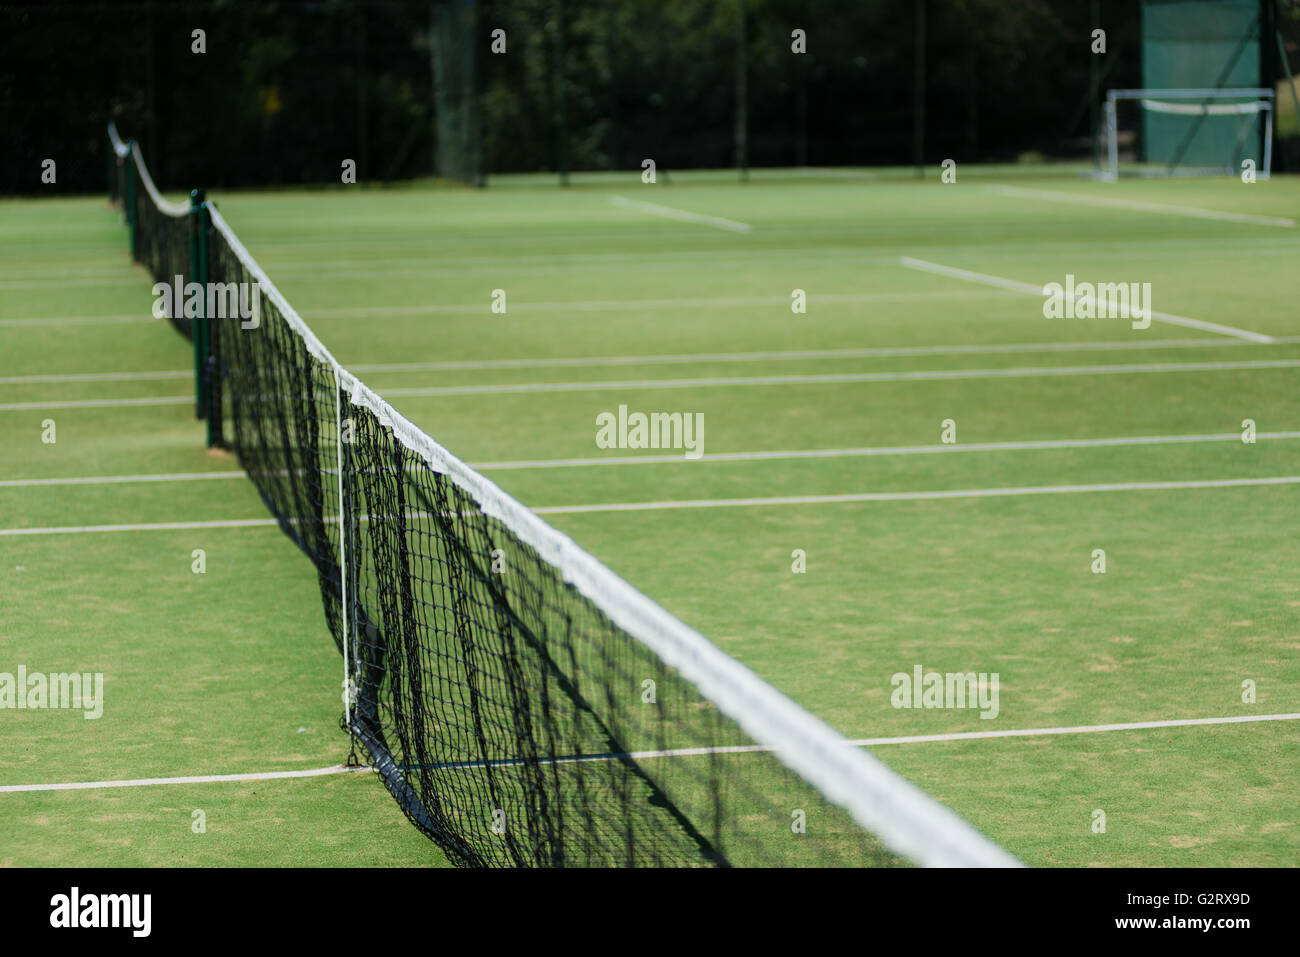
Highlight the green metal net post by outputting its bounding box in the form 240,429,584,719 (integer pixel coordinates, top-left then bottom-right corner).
189,188,207,422
125,142,138,260
199,199,219,449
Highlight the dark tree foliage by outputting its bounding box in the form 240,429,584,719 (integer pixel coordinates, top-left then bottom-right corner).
2,0,1152,193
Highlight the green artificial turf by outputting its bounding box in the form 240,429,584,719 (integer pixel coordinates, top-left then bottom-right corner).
2,166,1298,866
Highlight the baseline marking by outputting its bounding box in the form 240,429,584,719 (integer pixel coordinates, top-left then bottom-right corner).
13,335,1300,384
0,396,191,411
0,518,281,536
4,713,1295,793
531,475,1300,515
14,355,1296,410
4,476,1299,534
610,194,753,232
900,256,1274,343
473,431,1300,470
0,765,370,794
847,711,1300,747
0,290,1014,328
0,315,156,329
5,431,1299,487
373,358,1300,398
0,471,246,488
985,184,1299,229
0,370,190,385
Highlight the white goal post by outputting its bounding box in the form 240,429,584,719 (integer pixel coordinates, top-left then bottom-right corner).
1101,88,1274,181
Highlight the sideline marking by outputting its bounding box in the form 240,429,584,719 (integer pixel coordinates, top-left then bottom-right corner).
4,714,1295,793
985,183,1298,228
610,194,753,232
900,256,1274,343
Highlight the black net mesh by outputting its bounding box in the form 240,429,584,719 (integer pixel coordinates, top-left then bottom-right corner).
339,405,899,866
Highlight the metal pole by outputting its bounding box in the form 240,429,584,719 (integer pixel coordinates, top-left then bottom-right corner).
126,142,138,260
189,188,206,421
555,0,569,186
735,0,749,181
1089,0,1101,171
913,0,926,176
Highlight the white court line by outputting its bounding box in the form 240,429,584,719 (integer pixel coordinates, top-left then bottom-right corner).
372,358,1300,399
529,475,1300,515
900,256,1274,343
8,336,1300,386
0,314,156,329
0,369,191,385
0,277,141,290
4,475,1299,534
610,194,753,232
472,431,1300,470
0,396,190,411
0,471,246,488
311,289,1009,317
4,713,1295,793
0,290,1017,328
5,431,1297,488
6,357,1300,410
846,712,1300,747
0,764,369,794
5,430,1298,488
0,517,281,536
986,184,1299,228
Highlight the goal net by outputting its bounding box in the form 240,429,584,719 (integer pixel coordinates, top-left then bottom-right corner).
1100,88,1274,180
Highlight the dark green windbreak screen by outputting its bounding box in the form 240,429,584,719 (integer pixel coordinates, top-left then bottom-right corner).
1140,0,1264,168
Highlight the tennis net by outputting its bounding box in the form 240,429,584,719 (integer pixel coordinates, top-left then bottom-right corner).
109,126,1018,868
108,122,195,339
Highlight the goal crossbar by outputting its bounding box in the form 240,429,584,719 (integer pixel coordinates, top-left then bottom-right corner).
1102,88,1274,181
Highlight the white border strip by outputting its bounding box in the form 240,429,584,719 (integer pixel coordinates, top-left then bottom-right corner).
985,184,1298,228
610,195,753,233
900,257,1275,342
130,142,192,217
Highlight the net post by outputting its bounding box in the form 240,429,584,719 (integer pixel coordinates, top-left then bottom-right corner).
189,189,207,420
333,368,352,747
1105,96,1118,180
199,198,221,447
125,141,138,260
1263,101,1274,180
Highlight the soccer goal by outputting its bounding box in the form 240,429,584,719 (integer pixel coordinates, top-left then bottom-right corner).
1100,88,1274,180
